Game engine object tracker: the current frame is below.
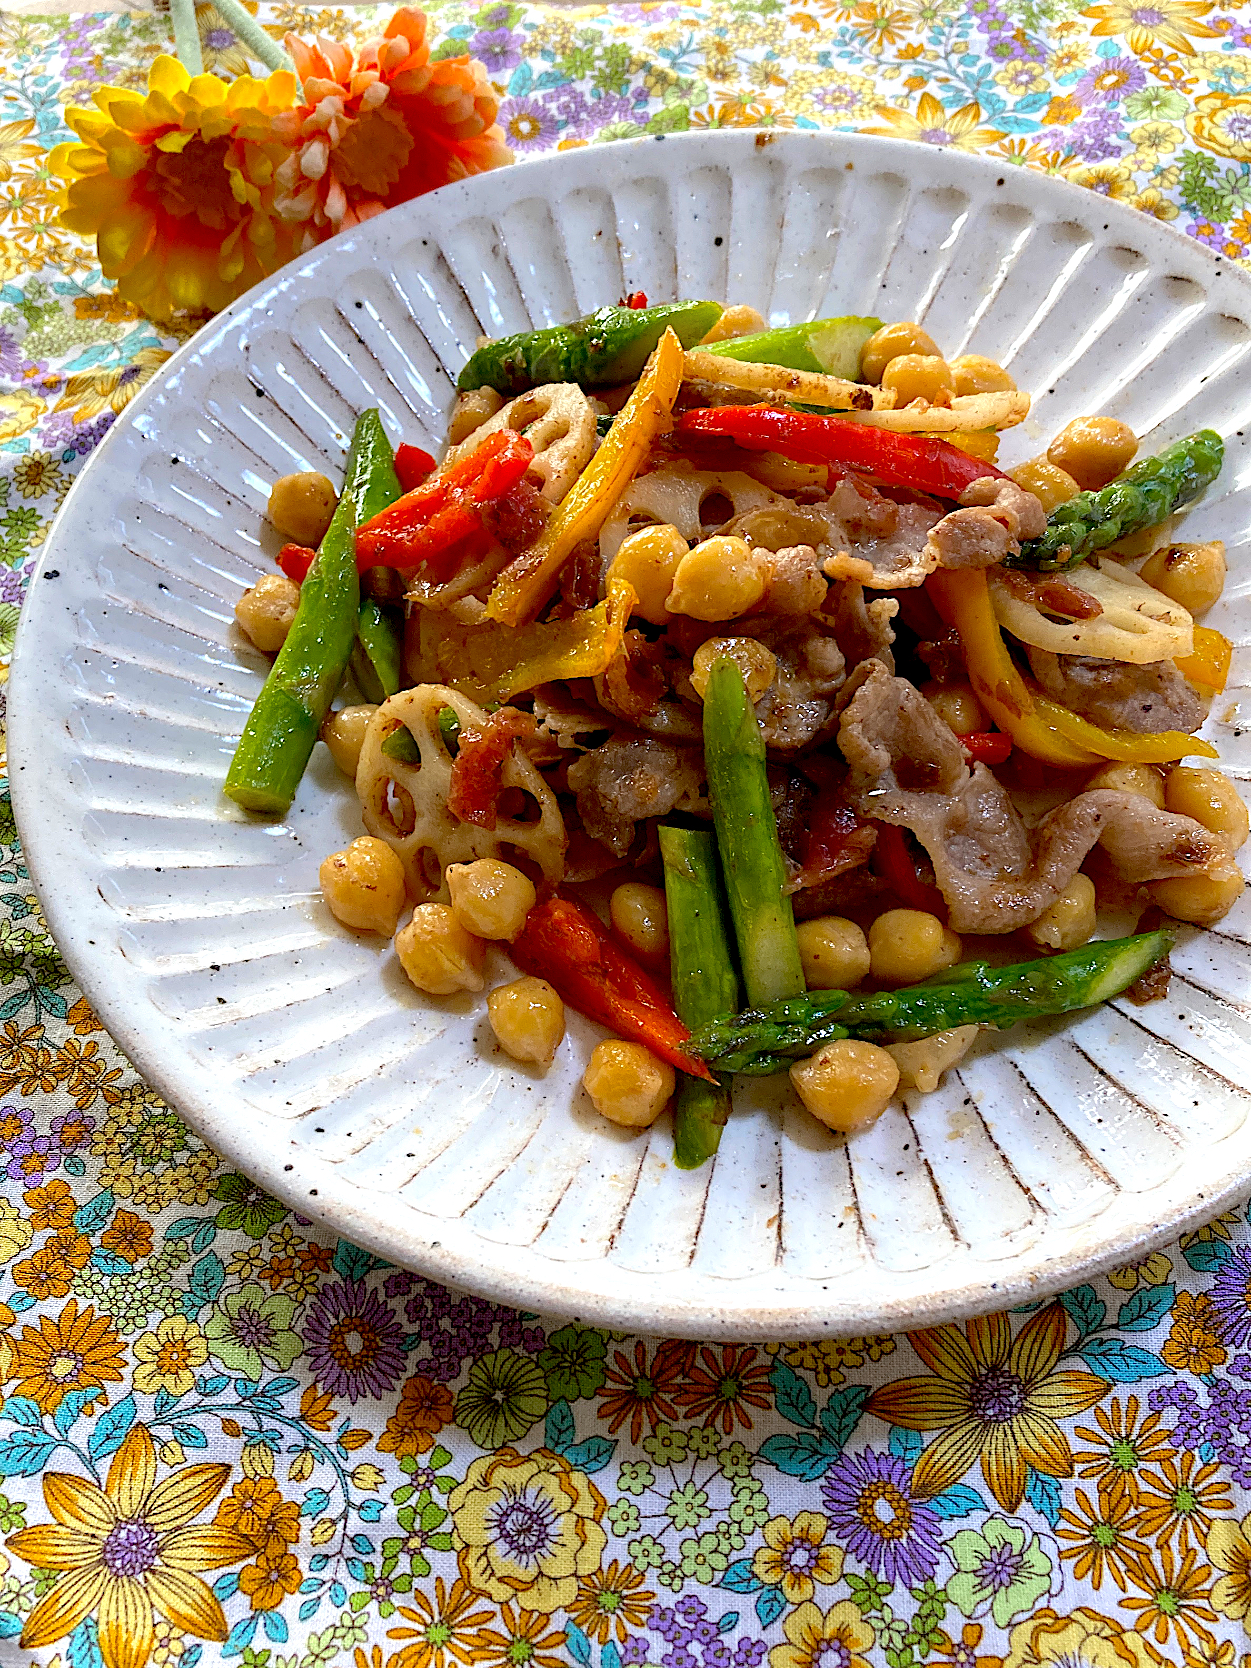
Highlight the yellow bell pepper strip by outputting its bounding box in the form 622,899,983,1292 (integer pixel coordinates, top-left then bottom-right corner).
928,567,1218,765
416,577,636,704
1175,624,1232,693
928,568,1102,767
485,328,685,627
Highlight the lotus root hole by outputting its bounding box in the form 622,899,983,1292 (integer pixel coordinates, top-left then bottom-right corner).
498,787,542,826
700,491,734,530
417,846,442,890
378,777,417,838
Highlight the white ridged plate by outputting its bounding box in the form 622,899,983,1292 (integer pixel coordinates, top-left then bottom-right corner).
13,131,1251,1339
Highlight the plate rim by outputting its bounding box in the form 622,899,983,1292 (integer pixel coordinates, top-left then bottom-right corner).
12,126,1251,1339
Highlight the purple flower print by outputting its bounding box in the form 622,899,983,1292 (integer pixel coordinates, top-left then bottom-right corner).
498,96,559,151
1210,1245,1251,1348
470,28,523,72
821,1446,943,1586
302,1278,406,1403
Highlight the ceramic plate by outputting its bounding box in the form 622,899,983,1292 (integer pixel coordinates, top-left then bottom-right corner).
13,130,1251,1340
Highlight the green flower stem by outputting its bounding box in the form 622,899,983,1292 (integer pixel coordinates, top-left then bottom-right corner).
210,0,298,80
169,0,203,77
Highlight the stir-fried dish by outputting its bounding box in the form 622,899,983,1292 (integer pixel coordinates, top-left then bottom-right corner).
224,298,1244,1166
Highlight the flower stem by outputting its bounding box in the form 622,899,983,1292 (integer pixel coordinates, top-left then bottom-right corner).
211,0,298,82
170,0,204,77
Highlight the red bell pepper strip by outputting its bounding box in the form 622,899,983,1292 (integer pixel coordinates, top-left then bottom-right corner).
277,543,315,583
872,823,947,918
960,731,1013,766
509,895,715,1082
677,406,1006,499
623,291,649,309
395,443,436,494
354,430,534,577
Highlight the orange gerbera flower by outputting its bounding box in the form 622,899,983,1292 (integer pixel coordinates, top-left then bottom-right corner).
6,1424,251,1668
273,8,512,248
865,1302,1109,1512
50,55,298,319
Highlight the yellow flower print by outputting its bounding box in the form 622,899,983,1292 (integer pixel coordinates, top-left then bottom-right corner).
1049,39,1092,73
1119,1542,1219,1651
994,58,1047,96
1003,1605,1166,1668
449,1448,607,1614
1064,160,1138,200
1073,1395,1176,1503
386,1575,493,1668
866,92,1006,150
195,1,255,77
55,345,171,424
133,1316,210,1398
1084,0,1220,55
0,389,43,445
1161,1291,1227,1374
1135,1452,1232,1555
865,1303,1109,1514
752,1513,843,1604
1188,94,1251,161
852,3,912,47
1207,1512,1251,1622
567,1559,655,1643
0,1197,32,1262
1134,186,1180,219
7,1424,252,1668
769,1601,875,1668
0,116,42,182
1126,120,1184,167
1055,1484,1150,1591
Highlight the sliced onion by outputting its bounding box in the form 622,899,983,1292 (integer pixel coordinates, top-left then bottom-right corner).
989,555,1194,664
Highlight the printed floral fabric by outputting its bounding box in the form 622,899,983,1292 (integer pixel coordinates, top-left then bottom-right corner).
3,1,1251,1665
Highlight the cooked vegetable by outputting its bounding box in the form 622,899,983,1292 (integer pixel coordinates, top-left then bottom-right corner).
677,406,1004,498
703,657,806,1007
1176,624,1232,692
703,315,881,380
225,409,398,816
508,895,714,1081
988,555,1194,664
960,732,1013,765
394,443,435,493
355,430,534,576
353,598,404,702
929,568,1217,767
873,824,946,916
485,329,684,627
659,826,740,1169
691,930,1174,1075
458,300,722,395
682,350,893,413
277,542,315,583
1009,430,1224,572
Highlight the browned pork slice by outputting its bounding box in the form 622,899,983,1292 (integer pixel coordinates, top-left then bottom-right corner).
838,662,1225,932
567,736,705,857
922,477,1047,571
1025,646,1206,735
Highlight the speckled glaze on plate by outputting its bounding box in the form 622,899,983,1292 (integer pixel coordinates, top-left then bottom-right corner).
12,130,1251,1340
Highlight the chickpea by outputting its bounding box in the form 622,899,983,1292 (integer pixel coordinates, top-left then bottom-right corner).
235,573,300,652
1026,873,1097,953
583,1039,675,1129
690,636,778,702
1046,416,1138,492
796,917,871,991
447,386,504,445
268,471,338,547
880,353,956,408
1138,540,1226,617
487,976,565,1065
1009,457,1080,513
1165,766,1250,854
790,1039,899,1133
319,837,407,936
322,704,378,779
609,523,690,625
446,858,536,941
666,535,765,621
395,904,485,995
610,883,670,964
860,322,940,385
1086,762,1166,808
699,303,767,344
869,909,962,984
949,354,1016,396
1150,860,1245,927
923,681,986,737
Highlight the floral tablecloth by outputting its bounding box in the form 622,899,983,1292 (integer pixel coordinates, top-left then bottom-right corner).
4,3,1251,1666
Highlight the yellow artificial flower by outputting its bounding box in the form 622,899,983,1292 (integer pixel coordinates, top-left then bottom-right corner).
7,1424,252,1668
770,1602,875,1668
132,1316,209,1398
865,1302,1109,1513
1084,0,1220,53
866,92,1006,151
752,1513,843,1604
1207,1512,1251,1621
1188,94,1251,161
50,55,299,319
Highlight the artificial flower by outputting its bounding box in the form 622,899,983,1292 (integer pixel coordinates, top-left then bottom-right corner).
50,55,299,319
272,8,512,248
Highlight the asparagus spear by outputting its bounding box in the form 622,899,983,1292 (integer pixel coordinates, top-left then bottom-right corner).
660,826,741,1169
457,300,723,395
691,930,1173,1075
225,410,400,815
704,316,881,380
354,597,404,702
1008,431,1224,572
703,657,806,1007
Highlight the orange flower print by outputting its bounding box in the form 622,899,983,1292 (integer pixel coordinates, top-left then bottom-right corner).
676,1345,773,1434
568,1560,655,1644
1055,1483,1150,1590
238,1542,302,1610
596,1342,684,1442
11,1245,76,1301
23,1177,75,1232
100,1208,154,1264
866,1303,1109,1512
1073,1395,1177,1503
1135,1451,1232,1553
214,1476,301,1552
378,1374,455,1458
11,1300,125,1414
1162,1292,1227,1374
1119,1541,1219,1650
